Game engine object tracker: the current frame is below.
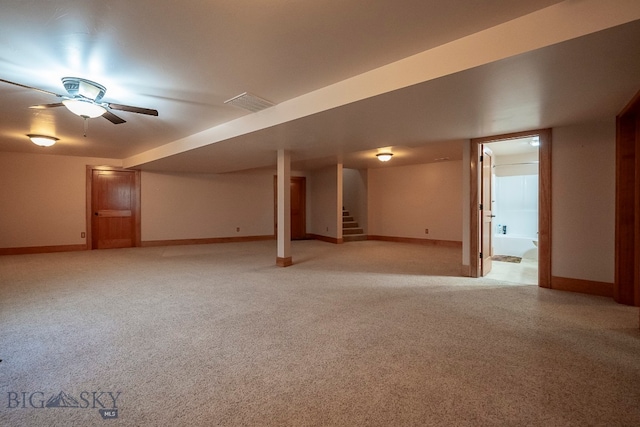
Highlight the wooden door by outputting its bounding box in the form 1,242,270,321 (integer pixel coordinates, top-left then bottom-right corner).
481,146,494,276
615,89,640,306
274,176,306,240
290,177,306,240
90,168,140,249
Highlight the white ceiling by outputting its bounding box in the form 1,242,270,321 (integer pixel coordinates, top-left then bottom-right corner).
1,1,639,173
484,137,538,159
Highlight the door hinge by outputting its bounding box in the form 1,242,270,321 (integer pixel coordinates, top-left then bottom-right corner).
479,203,483,210
479,252,483,259
480,155,483,162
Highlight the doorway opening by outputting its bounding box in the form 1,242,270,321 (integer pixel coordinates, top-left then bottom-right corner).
485,137,540,285
470,129,551,288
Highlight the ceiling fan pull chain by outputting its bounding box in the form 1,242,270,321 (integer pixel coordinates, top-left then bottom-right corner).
83,116,88,137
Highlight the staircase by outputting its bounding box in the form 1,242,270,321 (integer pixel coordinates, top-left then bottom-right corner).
342,208,367,242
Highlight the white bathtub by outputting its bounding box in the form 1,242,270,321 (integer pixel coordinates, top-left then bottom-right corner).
494,234,538,260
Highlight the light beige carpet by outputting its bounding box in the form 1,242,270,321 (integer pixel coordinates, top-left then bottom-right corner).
1,240,639,426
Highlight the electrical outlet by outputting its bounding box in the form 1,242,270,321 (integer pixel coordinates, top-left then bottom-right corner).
425,228,429,234
81,232,86,238
236,227,240,232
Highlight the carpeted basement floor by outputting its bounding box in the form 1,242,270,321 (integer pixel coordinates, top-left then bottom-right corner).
0,240,639,426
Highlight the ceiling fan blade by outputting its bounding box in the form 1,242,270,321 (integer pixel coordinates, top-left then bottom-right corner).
103,110,126,124
108,103,158,116
0,78,63,97
29,102,65,109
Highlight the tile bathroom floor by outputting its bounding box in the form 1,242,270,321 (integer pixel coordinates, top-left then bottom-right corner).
485,258,538,285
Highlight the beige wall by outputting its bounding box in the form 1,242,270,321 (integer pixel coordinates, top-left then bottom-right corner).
309,165,341,238
0,119,618,288
141,171,274,242
0,152,121,248
368,160,463,242
460,120,616,284
552,120,615,283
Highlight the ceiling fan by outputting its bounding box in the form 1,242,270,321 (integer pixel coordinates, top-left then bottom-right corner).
0,76,158,124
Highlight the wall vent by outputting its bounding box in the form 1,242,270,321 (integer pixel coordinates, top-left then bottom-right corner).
224,92,274,112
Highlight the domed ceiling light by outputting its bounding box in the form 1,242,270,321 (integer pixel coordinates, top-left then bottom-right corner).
376,152,393,162
61,98,106,118
27,134,58,147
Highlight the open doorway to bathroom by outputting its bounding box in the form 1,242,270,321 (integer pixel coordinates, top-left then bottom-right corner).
485,137,539,285
470,129,551,288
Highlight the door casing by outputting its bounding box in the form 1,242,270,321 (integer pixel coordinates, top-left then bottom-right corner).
615,90,640,306
86,166,141,250
470,129,552,287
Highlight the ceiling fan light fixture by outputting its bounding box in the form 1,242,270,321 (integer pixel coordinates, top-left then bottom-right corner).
376,152,393,162
27,134,58,147
62,77,106,102
62,99,106,118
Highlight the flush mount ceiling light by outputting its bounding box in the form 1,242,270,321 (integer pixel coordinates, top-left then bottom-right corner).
224,92,274,113
376,153,393,162
62,98,107,118
27,134,58,147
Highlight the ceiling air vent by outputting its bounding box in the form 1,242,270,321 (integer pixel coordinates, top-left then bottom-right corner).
224,92,274,113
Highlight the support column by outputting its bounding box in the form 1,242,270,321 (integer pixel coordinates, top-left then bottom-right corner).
276,149,292,267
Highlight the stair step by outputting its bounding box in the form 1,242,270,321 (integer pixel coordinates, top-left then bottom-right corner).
343,208,364,239
343,228,364,235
